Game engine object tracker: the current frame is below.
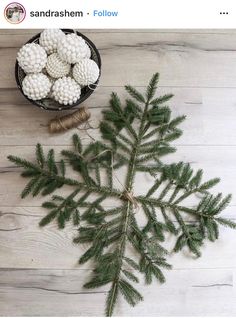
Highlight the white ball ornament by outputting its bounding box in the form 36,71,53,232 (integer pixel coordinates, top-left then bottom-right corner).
52,77,81,105
17,43,47,73
73,58,99,86
22,73,51,100
57,33,88,64
39,29,65,54
46,53,71,78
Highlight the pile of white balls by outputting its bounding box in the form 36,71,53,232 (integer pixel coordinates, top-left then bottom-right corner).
17,29,100,105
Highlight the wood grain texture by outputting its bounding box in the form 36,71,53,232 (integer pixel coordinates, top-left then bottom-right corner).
0,29,236,316
0,268,235,316
1,87,236,146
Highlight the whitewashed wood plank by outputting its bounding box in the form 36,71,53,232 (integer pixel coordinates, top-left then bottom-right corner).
1,30,236,48
0,205,235,269
0,268,235,316
1,87,236,146
2,29,236,36
115,268,236,316
1,85,200,106
0,88,31,105
2,32,236,88
1,30,235,315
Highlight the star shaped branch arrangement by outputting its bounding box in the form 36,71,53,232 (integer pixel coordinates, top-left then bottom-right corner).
8,73,236,316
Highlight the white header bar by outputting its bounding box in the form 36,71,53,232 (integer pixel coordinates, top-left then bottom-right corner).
0,0,236,28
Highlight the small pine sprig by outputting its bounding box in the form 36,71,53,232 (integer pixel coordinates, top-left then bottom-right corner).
8,73,236,316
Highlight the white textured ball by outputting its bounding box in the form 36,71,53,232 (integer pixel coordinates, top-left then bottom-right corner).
22,73,51,100
52,77,81,105
17,43,47,73
57,33,88,64
39,29,65,54
46,53,70,78
73,59,99,86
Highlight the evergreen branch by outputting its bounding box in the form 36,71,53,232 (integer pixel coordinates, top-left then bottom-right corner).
107,157,113,188
36,143,45,168
169,186,181,203
9,151,123,199
173,209,202,257
95,162,101,186
143,115,186,141
106,281,119,316
8,155,40,171
140,139,161,149
215,217,236,229
8,73,235,316
73,134,83,153
117,132,134,147
146,73,159,102
119,279,143,306
146,178,163,197
136,164,162,176
106,201,133,316
113,153,130,168
158,181,172,200
40,189,80,228
125,85,145,103
150,94,174,106
126,99,142,117
137,146,176,163
143,127,161,140
116,140,132,154
108,92,138,139
160,207,178,234
106,89,152,315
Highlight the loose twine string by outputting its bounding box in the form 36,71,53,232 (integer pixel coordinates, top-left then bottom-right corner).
48,106,138,208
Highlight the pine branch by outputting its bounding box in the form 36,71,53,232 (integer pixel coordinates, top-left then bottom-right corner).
146,73,159,102
125,85,145,103
8,73,235,316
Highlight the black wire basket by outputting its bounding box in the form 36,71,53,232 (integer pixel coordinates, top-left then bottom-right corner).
15,29,101,111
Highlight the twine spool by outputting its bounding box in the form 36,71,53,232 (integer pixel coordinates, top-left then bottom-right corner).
48,107,91,133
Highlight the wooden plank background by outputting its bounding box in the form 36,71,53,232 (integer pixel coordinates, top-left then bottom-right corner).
0,29,236,316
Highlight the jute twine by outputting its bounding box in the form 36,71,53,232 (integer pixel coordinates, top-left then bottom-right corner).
121,191,138,208
48,107,91,133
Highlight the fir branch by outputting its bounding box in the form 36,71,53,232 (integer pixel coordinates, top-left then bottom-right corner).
36,143,45,168
215,217,236,229
106,92,138,139
146,72,159,102
106,282,119,316
150,94,174,106
125,85,145,103
8,73,235,316
8,155,40,171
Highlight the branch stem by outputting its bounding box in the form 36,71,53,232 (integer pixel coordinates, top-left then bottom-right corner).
136,196,215,219
38,168,123,199
107,102,150,316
